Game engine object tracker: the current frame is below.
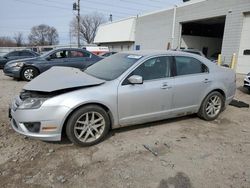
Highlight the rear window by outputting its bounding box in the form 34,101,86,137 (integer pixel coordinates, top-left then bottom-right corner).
175,56,208,76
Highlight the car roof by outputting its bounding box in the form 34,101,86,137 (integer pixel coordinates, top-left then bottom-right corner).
119,50,201,57
53,47,87,51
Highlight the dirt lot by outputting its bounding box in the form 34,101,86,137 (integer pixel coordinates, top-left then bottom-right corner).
0,70,250,188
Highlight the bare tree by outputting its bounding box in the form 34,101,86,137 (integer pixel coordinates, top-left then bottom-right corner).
13,32,24,47
0,36,16,47
28,24,59,46
70,12,106,44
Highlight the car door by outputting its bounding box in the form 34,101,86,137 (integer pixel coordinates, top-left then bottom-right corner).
43,50,71,71
172,56,211,113
118,56,174,126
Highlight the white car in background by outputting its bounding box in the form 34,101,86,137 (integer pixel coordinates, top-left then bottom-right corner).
244,72,250,91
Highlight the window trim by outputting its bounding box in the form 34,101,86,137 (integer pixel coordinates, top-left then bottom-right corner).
121,55,174,86
173,56,209,77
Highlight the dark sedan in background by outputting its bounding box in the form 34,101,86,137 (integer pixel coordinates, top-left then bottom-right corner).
0,50,39,69
3,48,102,81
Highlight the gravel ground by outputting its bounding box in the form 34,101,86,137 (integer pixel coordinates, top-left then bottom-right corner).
0,70,250,188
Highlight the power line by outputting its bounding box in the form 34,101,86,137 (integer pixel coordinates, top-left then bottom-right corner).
81,0,146,12
13,0,70,11
13,0,129,18
120,0,162,8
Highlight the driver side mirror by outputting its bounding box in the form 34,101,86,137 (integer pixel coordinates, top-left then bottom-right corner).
3,56,8,59
46,56,51,61
128,75,143,84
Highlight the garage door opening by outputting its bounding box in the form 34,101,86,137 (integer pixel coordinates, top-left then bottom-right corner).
180,16,226,59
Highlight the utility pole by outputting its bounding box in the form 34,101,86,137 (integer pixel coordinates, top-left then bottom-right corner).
73,0,80,47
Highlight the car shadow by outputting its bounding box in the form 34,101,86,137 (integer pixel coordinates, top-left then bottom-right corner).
107,114,197,139
237,86,250,94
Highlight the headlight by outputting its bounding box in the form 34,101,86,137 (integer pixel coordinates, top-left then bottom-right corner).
14,62,24,67
18,98,47,109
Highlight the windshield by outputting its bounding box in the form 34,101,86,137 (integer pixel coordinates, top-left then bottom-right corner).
85,53,142,81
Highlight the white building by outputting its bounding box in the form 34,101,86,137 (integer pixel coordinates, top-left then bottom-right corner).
94,0,250,74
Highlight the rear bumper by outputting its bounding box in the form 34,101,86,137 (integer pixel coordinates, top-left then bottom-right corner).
225,95,234,106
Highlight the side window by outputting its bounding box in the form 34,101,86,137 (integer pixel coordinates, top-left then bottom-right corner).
70,50,91,58
132,56,171,81
50,50,69,59
175,56,208,76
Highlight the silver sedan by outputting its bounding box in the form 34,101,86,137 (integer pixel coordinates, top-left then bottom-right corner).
9,50,236,146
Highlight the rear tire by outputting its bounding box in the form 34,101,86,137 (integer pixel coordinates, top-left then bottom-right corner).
198,91,225,121
66,105,110,146
21,66,39,81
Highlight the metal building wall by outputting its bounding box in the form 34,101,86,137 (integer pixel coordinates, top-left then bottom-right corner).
135,8,174,50
174,0,250,64
135,0,250,65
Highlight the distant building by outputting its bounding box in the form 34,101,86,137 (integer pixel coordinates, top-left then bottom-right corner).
94,0,250,74
94,17,136,52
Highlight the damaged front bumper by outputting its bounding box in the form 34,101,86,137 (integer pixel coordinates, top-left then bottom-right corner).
9,96,70,141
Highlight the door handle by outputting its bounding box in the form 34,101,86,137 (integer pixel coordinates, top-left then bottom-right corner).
203,78,212,83
161,83,172,89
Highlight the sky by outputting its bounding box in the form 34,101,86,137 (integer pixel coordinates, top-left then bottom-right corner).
0,0,182,45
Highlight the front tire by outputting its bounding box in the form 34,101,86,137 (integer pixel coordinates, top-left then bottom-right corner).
21,66,39,81
198,91,225,121
66,105,110,146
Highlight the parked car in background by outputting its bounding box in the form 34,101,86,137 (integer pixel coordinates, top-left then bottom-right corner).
181,49,206,57
244,72,250,91
99,51,117,57
9,50,236,146
3,48,102,81
0,50,39,69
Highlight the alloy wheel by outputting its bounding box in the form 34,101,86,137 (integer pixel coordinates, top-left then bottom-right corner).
23,68,34,80
73,111,105,143
205,95,222,118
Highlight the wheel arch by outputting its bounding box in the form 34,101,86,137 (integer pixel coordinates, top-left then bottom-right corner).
199,88,226,110
61,102,114,136
20,65,40,77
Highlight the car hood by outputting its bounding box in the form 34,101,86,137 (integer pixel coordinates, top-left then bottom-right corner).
23,66,105,92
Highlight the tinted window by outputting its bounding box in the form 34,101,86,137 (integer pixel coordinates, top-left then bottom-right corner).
20,51,33,56
69,50,90,58
132,56,171,80
49,50,69,59
175,56,208,76
85,53,142,81
69,50,85,58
